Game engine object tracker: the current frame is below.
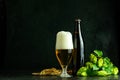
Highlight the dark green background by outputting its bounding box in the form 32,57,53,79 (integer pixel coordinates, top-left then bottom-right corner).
0,0,120,72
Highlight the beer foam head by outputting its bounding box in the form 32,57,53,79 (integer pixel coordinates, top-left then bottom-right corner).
56,31,73,49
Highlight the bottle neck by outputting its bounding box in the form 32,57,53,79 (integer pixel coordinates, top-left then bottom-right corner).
74,19,81,34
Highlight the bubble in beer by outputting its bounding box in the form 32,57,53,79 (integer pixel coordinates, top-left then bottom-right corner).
56,31,73,49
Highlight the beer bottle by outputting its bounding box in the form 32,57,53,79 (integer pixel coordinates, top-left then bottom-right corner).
72,19,84,75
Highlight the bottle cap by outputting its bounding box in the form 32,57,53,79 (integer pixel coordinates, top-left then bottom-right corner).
75,19,81,23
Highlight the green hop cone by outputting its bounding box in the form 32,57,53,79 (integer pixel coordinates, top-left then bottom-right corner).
98,57,103,67
97,70,108,76
86,62,93,69
90,54,97,64
80,72,88,77
77,67,88,76
113,66,119,75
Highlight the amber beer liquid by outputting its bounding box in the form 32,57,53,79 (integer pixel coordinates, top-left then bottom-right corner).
72,19,84,75
56,49,73,66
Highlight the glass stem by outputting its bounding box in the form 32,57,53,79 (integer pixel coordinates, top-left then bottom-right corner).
60,65,71,77
61,65,68,74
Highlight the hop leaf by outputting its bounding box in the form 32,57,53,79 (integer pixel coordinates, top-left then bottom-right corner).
94,50,103,57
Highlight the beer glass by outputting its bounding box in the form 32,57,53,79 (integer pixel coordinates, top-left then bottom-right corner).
55,31,73,77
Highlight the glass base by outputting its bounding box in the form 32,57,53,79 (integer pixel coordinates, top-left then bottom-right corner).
60,73,72,77
60,65,72,77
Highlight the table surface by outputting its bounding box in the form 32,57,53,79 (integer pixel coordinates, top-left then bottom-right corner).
0,74,119,80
